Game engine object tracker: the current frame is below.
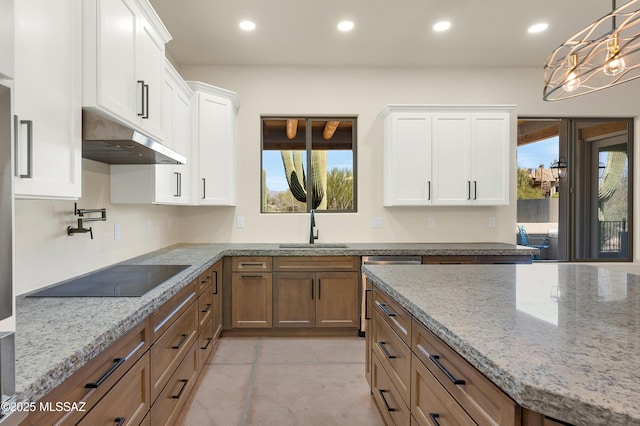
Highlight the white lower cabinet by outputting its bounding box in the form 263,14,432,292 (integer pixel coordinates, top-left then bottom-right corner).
382,105,514,207
13,0,81,199
188,81,239,206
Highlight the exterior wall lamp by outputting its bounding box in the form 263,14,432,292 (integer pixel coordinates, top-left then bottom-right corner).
551,157,569,179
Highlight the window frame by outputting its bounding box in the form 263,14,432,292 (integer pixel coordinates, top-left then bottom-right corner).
260,115,358,214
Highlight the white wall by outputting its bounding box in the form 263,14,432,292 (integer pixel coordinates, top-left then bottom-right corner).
176,65,640,247
14,159,181,295
13,66,640,294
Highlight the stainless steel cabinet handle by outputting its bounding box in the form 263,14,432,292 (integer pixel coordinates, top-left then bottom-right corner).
174,172,181,197
14,117,33,178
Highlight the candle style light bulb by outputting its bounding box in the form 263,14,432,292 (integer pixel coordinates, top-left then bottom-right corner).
562,54,581,92
603,34,626,76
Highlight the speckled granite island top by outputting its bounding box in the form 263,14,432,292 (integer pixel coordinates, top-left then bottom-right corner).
14,242,534,405
363,263,640,426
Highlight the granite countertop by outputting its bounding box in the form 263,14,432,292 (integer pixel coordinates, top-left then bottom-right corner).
14,242,534,405
363,263,640,426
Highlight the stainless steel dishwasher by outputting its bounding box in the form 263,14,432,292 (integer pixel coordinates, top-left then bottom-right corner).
360,256,422,333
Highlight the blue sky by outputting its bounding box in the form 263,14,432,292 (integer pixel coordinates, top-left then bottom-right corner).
263,151,353,191
516,136,559,170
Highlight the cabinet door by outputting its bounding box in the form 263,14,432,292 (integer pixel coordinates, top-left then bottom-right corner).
471,113,510,205
135,12,164,139
92,0,138,124
14,0,81,199
231,272,272,328
432,113,471,205
196,92,236,205
273,272,315,327
383,113,432,206
315,272,359,328
0,0,13,79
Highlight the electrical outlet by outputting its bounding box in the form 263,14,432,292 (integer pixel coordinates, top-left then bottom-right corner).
114,223,121,240
237,216,245,228
428,217,436,228
372,217,383,228
489,217,496,228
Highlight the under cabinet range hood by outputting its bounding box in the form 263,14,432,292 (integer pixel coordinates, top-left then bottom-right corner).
81,111,187,165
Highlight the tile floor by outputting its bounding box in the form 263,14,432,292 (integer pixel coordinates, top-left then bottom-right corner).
176,337,384,426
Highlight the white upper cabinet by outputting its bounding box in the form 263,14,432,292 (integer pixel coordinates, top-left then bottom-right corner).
110,60,192,204
188,82,239,206
383,113,432,206
82,0,170,141
382,105,514,207
0,0,14,79
13,0,81,199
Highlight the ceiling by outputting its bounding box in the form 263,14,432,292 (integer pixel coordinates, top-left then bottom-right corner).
148,0,628,68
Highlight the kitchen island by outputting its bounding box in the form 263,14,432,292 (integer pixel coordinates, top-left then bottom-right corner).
11,242,535,422
363,263,640,425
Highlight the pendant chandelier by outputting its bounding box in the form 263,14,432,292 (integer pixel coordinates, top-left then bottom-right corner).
543,0,640,101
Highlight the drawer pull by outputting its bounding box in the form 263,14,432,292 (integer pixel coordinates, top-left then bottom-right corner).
378,389,397,412
114,417,126,426
429,413,441,426
172,333,189,350
239,262,265,267
171,379,189,399
378,341,396,359
85,357,126,389
201,275,211,284
202,303,212,313
172,379,189,399
365,288,372,320
318,279,321,299
311,279,314,299
429,354,466,385
201,337,213,350
377,302,397,317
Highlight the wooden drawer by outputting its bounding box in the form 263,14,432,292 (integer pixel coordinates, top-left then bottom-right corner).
151,280,197,340
373,287,412,346
232,256,272,272
411,353,476,426
198,289,213,328
196,267,214,295
273,256,358,271
27,319,150,425
150,301,198,401
371,351,410,426
198,317,214,372
372,311,411,406
78,352,151,426
412,319,517,426
150,340,199,426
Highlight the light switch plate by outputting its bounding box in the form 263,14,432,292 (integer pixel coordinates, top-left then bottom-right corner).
489,217,496,228
114,223,120,240
237,216,245,228
372,217,383,228
428,217,436,228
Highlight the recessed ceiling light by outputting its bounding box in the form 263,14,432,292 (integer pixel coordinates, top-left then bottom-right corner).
239,20,256,31
337,21,354,32
433,21,451,32
528,23,548,33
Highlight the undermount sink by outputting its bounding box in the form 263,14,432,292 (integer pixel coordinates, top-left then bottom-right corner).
278,243,348,249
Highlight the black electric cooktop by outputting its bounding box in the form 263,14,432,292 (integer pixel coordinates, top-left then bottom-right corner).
27,264,191,297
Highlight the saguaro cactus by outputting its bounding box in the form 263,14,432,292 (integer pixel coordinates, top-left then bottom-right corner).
281,150,327,209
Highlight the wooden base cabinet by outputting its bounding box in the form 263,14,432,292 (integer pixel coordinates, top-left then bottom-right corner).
273,271,359,328
371,352,410,426
231,257,273,328
78,352,151,426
